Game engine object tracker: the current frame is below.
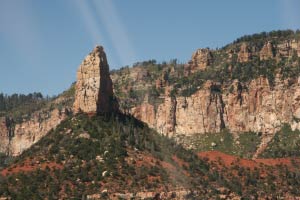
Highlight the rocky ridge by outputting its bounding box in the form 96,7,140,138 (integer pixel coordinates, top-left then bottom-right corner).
259,41,275,60
112,31,300,157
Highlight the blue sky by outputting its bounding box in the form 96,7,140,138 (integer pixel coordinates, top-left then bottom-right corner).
0,0,300,96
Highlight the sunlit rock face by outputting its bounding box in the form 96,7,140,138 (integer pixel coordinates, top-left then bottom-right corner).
260,41,275,60
0,109,69,156
129,74,300,156
186,48,213,73
237,43,252,62
74,46,118,114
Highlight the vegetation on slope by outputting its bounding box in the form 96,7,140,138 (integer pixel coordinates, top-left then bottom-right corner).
231,29,300,47
0,113,214,199
179,131,261,159
1,30,300,198
112,30,300,113
0,92,50,122
180,123,300,160
1,113,300,199
261,124,300,158
0,83,75,123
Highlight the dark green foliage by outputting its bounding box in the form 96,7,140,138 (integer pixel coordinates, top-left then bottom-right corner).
112,59,185,109
0,113,212,198
170,56,297,96
0,92,50,122
261,124,300,158
182,130,261,158
231,30,297,47
0,83,75,123
113,30,300,99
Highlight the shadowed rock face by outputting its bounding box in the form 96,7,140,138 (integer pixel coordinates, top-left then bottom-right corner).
73,46,118,114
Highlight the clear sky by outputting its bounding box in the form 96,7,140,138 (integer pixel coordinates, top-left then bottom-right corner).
0,0,300,96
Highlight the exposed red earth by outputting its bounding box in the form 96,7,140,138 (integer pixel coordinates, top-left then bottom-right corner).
198,151,300,170
1,159,63,176
2,150,299,178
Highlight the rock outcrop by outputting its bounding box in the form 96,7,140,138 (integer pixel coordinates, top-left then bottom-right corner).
0,109,68,156
74,46,118,114
237,43,252,62
186,48,213,73
260,41,274,60
155,71,168,89
276,40,299,58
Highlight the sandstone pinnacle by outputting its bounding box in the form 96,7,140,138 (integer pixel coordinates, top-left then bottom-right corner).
73,45,118,114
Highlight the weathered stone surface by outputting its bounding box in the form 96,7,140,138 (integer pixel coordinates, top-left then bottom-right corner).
131,103,156,128
237,43,252,62
0,109,68,156
260,41,274,60
276,40,298,58
186,48,213,73
74,46,118,114
130,74,300,157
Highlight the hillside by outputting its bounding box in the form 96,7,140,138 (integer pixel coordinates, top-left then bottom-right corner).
1,113,300,199
1,29,300,199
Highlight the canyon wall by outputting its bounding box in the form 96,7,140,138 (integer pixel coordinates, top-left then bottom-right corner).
0,108,69,156
130,75,300,140
129,38,300,140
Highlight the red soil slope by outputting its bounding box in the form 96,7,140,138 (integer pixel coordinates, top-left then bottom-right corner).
198,151,300,170
1,159,63,176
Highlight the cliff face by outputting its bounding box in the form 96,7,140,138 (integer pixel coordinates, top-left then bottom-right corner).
122,35,300,158
130,75,300,139
186,48,213,73
129,76,300,158
0,108,69,156
74,46,118,114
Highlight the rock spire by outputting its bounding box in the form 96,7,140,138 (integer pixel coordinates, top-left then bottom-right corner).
74,46,118,114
